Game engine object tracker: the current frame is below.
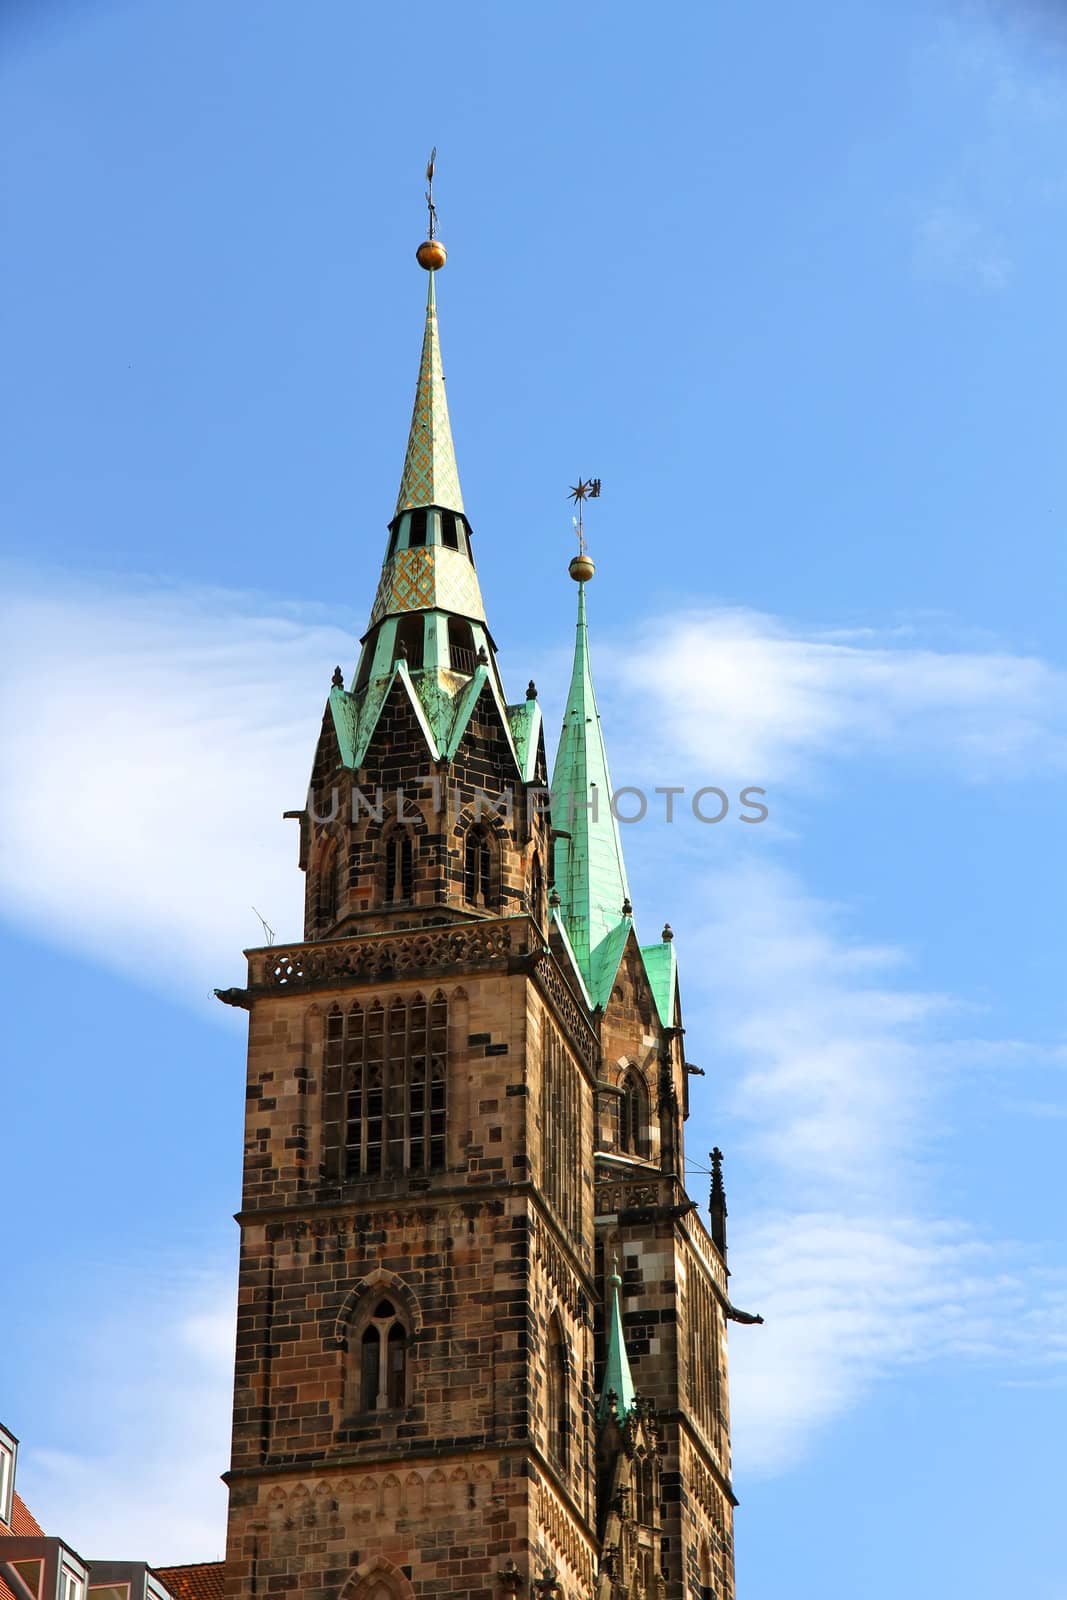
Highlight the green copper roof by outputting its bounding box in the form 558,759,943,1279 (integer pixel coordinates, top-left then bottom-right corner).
507,696,543,783
395,271,465,516
551,581,632,992
598,1260,637,1424
589,917,633,1013
639,938,678,1029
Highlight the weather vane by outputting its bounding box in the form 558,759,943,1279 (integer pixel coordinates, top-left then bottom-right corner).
425,146,438,241
416,149,448,272
566,478,600,583
567,477,601,558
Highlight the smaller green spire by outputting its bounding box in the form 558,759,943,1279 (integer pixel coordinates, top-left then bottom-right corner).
599,1256,637,1423
551,578,632,993
395,271,465,516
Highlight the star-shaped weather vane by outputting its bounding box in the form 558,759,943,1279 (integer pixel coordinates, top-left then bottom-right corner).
567,476,601,557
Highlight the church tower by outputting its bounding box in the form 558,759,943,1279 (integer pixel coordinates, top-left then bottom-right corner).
218,190,753,1600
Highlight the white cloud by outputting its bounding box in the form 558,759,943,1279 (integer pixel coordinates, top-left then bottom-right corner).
605,607,1066,786
18,1268,236,1564
677,858,1067,1474
728,1210,1065,1473
0,578,352,1003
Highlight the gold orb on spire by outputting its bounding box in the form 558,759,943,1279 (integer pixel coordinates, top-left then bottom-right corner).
417,147,446,270
569,553,595,582
416,238,447,271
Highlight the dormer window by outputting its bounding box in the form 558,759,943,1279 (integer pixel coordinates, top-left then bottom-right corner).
59,1569,84,1600
0,1425,14,1525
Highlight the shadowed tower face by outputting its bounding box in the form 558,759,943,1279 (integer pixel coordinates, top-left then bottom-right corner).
220,208,745,1600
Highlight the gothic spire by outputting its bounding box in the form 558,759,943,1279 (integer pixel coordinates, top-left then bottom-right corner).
598,1256,637,1423
551,566,632,995
394,268,465,516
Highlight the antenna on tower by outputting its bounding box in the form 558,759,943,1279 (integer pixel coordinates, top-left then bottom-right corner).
251,907,275,947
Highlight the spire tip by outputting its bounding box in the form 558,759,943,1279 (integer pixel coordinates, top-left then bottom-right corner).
417,146,446,270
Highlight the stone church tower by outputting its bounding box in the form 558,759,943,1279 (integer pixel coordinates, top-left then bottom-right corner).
217,215,755,1600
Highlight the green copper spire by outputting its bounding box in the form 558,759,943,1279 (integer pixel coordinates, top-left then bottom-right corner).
552,577,632,995
395,271,465,516
599,1256,637,1423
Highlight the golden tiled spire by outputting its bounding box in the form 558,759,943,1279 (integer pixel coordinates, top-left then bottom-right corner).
394,270,465,516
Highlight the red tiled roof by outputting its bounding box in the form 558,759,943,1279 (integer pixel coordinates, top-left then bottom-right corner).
1,1494,48,1600
153,1562,226,1600
1,1490,46,1538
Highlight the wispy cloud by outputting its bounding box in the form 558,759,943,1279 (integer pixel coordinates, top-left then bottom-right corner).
18,1266,235,1564
678,858,1066,1473
605,607,1066,786
0,577,353,999
907,2,1067,288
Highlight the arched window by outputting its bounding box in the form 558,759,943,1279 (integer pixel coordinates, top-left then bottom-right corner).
317,840,340,929
355,1298,410,1413
447,617,476,675
330,993,448,1179
441,512,459,550
618,1068,648,1157
546,1314,568,1469
384,829,414,903
699,1538,714,1600
464,826,493,906
395,614,424,669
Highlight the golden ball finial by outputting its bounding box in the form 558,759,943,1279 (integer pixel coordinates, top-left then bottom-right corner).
569,553,595,583
416,239,447,271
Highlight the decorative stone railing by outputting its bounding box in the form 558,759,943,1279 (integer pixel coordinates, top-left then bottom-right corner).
246,920,524,991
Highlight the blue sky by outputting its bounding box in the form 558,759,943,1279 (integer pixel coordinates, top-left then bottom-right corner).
2,0,1065,1592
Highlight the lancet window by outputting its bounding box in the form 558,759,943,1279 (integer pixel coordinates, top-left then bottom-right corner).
635,1452,656,1526
384,829,414,903
324,993,448,1179
699,1540,715,1600
686,1267,721,1446
546,1313,568,1469
541,1021,581,1241
316,839,341,930
349,1296,411,1414
618,1066,649,1158
464,825,493,906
